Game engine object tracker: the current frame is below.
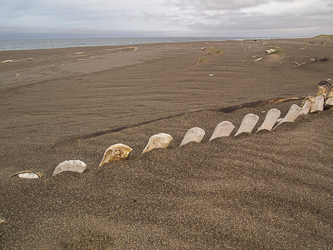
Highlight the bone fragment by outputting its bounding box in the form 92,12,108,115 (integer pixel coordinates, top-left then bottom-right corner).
18,173,39,179
10,170,41,178
273,104,301,130
234,114,259,136
99,143,133,167
53,160,87,176
209,121,235,141
325,97,333,108
141,133,173,154
317,80,332,98
299,97,315,115
317,86,329,98
180,127,205,146
310,95,325,113
266,49,276,54
257,109,281,132
325,85,333,108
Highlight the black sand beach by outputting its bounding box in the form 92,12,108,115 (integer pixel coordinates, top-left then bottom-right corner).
0,37,333,249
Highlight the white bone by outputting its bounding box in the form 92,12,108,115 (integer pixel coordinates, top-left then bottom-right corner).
53,160,87,176
325,86,333,108
98,143,133,167
299,99,314,115
273,104,301,130
209,121,235,141
180,127,205,146
18,173,39,179
257,109,281,132
325,97,333,108
234,114,259,136
310,95,325,113
142,133,173,154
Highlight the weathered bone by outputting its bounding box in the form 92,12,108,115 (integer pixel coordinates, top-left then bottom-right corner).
325,87,333,108
180,127,205,146
142,133,173,154
209,121,235,141
234,114,259,136
317,80,332,98
273,104,301,130
53,160,87,176
325,97,333,108
299,97,315,115
310,95,325,113
317,85,329,98
18,173,39,179
257,109,281,132
99,143,133,167
10,170,41,179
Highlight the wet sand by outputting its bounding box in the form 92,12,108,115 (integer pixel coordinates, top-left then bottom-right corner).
0,37,333,249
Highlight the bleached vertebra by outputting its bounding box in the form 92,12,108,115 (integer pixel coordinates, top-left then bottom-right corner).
53,160,87,176
99,143,133,167
310,95,325,113
299,97,315,115
18,173,39,179
209,121,235,141
325,96,333,108
257,109,281,132
273,104,301,130
324,80,333,108
142,133,173,154
180,127,205,146
234,114,259,136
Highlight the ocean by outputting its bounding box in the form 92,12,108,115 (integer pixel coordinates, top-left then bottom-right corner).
0,37,262,51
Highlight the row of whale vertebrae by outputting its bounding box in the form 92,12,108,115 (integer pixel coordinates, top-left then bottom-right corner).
45,80,333,177
9,81,328,178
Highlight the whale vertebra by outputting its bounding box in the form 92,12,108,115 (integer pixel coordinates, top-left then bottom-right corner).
142,133,173,154
257,109,281,132
310,95,325,113
180,127,205,146
53,160,87,176
209,121,235,141
234,114,259,136
99,143,133,167
273,104,301,130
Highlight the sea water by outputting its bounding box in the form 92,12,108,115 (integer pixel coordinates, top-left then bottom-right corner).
0,37,262,51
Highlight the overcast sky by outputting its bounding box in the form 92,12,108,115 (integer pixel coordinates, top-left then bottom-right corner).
1,0,332,39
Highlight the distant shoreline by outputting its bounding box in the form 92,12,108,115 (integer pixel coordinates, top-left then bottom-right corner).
0,36,306,51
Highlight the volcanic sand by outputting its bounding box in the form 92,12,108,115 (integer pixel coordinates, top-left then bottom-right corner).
0,38,333,249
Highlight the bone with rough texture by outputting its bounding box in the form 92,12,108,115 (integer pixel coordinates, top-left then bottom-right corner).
142,133,173,154
317,80,332,98
310,95,325,113
273,104,301,130
317,85,329,98
209,121,235,141
257,109,281,132
234,114,259,136
98,143,133,167
299,97,315,115
53,160,87,176
180,127,205,146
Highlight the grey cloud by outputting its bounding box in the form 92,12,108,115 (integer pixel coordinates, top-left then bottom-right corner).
186,10,333,37
165,0,299,11
0,0,332,39
158,0,333,36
